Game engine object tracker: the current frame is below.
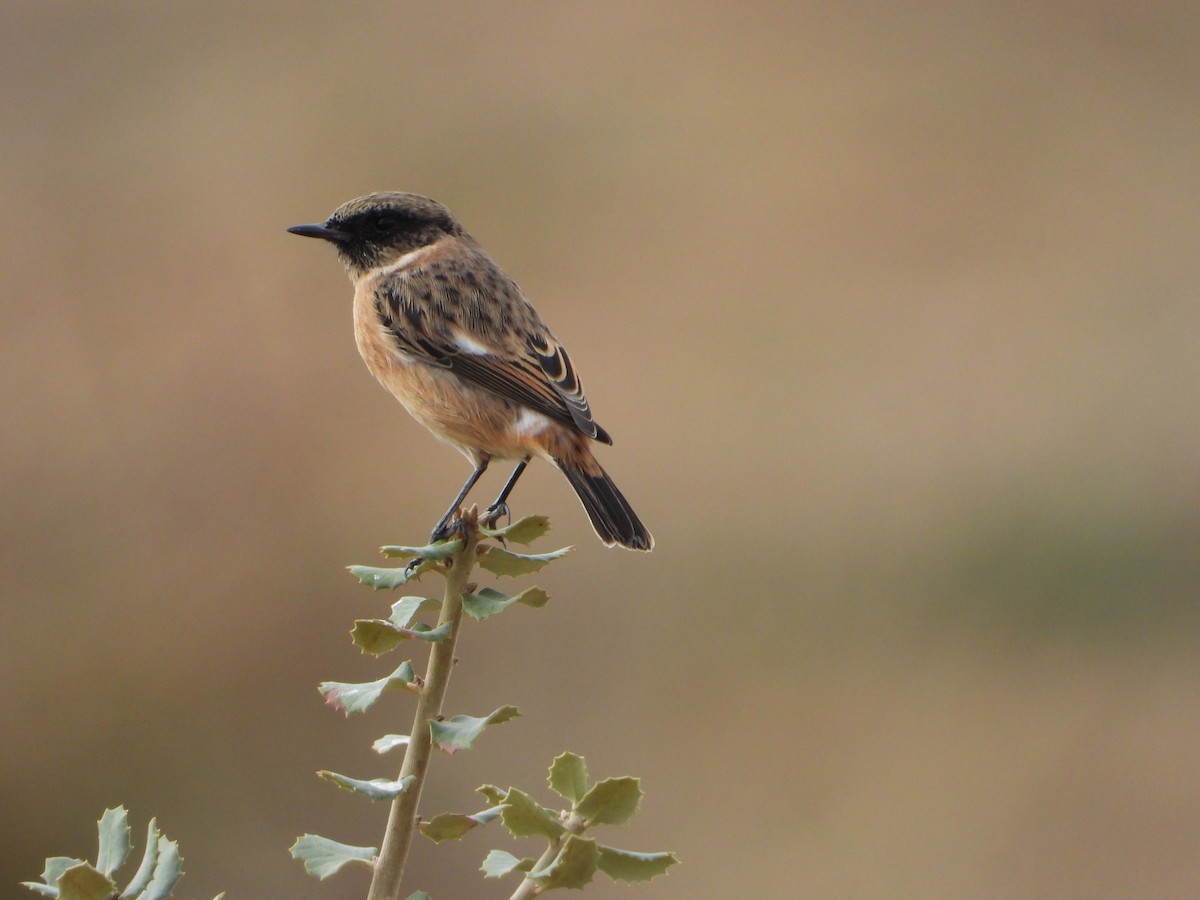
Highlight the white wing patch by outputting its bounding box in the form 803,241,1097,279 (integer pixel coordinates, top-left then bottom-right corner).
452,330,493,355
513,408,554,438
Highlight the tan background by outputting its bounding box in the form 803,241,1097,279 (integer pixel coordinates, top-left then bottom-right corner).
3,3,1198,898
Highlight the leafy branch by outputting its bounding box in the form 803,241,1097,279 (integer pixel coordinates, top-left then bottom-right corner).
23,510,675,899
470,752,677,897
21,806,222,900
291,509,676,898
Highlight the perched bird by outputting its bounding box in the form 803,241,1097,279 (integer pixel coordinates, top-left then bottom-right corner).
288,192,653,551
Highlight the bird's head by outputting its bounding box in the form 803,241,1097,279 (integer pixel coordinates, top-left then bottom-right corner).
288,192,463,276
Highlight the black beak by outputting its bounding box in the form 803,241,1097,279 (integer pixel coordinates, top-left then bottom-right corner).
287,222,350,243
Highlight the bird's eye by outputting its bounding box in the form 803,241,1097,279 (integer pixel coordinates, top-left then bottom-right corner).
373,214,398,233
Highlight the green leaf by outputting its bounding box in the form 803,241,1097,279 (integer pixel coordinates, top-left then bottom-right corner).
529,835,599,891
39,856,85,887
139,835,182,900
289,835,376,880
321,661,417,715
95,807,131,877
318,771,415,801
409,622,452,642
548,752,589,803
119,818,159,897
461,586,549,621
477,545,573,577
430,706,520,754
575,776,642,826
350,619,406,655
372,733,411,754
481,514,551,545
498,788,563,838
23,858,83,895
480,849,534,879
347,565,425,590
351,619,451,654
476,784,508,806
596,845,679,883
419,806,505,842
56,863,115,900
380,539,463,561
390,595,440,628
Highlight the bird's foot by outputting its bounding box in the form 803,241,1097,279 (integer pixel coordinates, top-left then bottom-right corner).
428,515,459,545
481,501,511,531
407,516,459,575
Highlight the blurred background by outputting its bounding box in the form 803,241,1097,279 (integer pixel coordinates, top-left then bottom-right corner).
2,2,1198,897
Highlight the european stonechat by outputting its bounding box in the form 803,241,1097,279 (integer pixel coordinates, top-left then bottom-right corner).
288,192,653,551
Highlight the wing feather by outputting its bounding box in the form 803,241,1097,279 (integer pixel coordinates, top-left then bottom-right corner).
375,279,611,444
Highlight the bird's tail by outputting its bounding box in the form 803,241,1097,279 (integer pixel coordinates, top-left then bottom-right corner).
555,452,653,551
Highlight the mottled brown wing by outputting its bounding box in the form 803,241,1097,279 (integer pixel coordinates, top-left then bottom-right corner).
524,331,611,443
375,282,611,444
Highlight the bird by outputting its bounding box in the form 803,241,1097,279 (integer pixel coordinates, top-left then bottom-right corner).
287,192,653,551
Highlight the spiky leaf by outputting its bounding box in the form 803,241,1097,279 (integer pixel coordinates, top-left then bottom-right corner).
289,835,376,880
347,565,424,590
138,835,183,900
431,706,520,754
499,788,563,838
350,619,406,655
575,777,642,826
408,623,452,642
480,849,534,879
529,835,599,891
548,752,589,803
476,784,508,806
318,772,415,801
380,539,463,561
477,545,573,577
120,819,160,897
481,515,551,545
352,619,451,654
95,807,131,877
38,856,84,888
419,806,505,842
596,845,678,883
390,596,440,628
56,863,115,900
461,586,549,621
321,661,416,715
372,734,411,754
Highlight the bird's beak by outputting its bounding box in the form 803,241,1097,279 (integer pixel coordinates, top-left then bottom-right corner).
287,222,350,243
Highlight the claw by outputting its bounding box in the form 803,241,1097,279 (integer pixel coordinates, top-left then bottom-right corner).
482,502,511,530
429,517,457,545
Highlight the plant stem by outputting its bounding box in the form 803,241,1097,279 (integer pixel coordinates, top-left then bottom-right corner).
509,812,585,900
508,840,558,900
367,514,479,900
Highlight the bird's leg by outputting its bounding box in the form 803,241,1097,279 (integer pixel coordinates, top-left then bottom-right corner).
482,459,529,528
429,458,489,543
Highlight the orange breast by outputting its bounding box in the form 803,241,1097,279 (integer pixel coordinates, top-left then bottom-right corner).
351,279,553,463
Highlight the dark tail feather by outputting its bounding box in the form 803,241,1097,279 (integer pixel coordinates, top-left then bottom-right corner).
557,459,654,551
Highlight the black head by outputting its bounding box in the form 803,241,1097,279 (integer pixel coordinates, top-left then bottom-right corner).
288,192,463,275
